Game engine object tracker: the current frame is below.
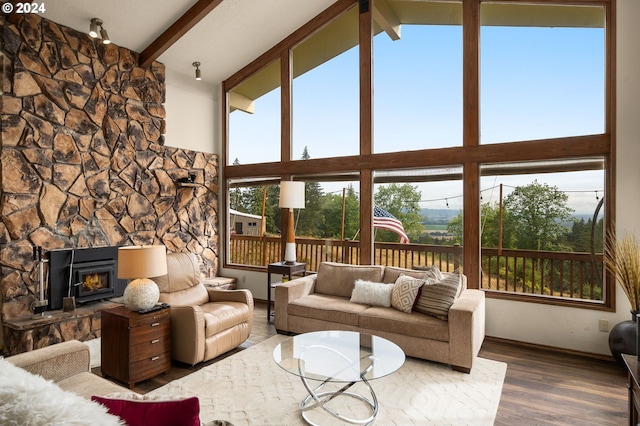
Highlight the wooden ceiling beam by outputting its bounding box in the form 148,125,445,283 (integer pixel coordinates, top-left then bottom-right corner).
138,0,224,68
373,0,401,41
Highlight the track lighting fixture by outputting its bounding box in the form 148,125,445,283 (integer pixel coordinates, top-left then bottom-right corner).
193,62,202,81
100,27,111,44
89,18,100,38
90,18,110,44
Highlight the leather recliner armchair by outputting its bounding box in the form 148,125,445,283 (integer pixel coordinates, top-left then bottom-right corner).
155,252,253,365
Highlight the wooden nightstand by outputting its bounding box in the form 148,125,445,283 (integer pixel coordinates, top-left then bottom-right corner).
101,305,171,389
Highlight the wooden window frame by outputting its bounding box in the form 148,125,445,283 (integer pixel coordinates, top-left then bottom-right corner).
222,0,616,311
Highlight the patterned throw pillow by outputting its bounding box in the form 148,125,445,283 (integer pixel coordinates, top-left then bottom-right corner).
412,265,445,281
391,274,424,313
414,271,462,320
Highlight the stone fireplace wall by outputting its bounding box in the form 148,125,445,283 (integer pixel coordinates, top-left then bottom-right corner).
0,14,219,335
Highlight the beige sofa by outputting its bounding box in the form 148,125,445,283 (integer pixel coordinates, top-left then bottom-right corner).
5,339,130,397
275,262,485,372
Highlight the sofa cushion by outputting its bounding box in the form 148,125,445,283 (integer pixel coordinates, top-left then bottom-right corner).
159,282,209,307
391,275,424,313
359,306,450,342
414,271,463,320
289,294,369,326
315,262,384,298
350,280,393,307
382,265,443,283
202,302,251,337
155,252,201,293
58,371,133,398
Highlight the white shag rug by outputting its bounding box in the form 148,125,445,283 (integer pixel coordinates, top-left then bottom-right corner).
148,334,507,425
0,357,123,426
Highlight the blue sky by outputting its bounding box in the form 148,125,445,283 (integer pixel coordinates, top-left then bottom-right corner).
229,20,605,215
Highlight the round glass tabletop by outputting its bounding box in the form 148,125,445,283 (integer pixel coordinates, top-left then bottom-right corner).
273,330,405,383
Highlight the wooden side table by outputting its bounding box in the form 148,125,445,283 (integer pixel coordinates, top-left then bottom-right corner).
623,354,640,426
101,305,171,388
267,261,306,322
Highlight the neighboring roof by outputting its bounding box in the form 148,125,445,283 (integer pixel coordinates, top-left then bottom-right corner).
229,209,263,220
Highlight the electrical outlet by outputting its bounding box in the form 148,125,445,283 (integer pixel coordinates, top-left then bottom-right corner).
598,319,609,332
241,275,246,284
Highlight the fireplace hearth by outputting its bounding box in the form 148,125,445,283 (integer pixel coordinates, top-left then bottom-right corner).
48,246,127,310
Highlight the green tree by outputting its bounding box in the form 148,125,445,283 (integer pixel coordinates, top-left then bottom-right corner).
296,147,325,237
229,158,244,212
446,211,463,245
261,185,281,235
374,184,424,242
502,180,573,251
565,217,604,253
447,202,517,248
319,185,360,239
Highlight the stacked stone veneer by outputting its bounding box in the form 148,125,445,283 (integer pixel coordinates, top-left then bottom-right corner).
0,14,219,342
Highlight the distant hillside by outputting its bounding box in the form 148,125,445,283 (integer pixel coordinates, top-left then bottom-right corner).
421,209,601,226
421,208,461,225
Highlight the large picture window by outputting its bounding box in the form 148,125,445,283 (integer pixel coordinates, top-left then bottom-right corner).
480,3,605,144
228,60,281,165
479,160,606,302
293,7,360,160
223,0,613,310
374,2,463,152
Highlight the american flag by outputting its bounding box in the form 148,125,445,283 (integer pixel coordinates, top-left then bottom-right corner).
373,205,410,244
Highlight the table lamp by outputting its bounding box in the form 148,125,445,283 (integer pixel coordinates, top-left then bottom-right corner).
279,181,305,264
117,245,168,311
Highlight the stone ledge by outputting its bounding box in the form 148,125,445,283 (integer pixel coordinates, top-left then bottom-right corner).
2,300,121,356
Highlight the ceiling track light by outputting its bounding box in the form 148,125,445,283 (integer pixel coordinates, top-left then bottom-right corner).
89,18,101,38
193,62,202,81
90,17,110,44
100,27,111,44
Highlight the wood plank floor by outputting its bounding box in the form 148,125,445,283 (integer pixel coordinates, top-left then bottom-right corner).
96,301,629,425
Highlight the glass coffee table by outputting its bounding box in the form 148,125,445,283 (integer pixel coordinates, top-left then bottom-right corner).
273,330,405,425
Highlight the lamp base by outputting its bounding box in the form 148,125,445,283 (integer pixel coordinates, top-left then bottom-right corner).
123,278,160,311
284,242,296,264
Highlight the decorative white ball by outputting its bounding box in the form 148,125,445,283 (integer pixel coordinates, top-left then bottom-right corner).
123,278,160,311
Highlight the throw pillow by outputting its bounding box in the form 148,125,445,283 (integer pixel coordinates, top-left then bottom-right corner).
350,279,393,307
391,275,424,313
91,394,200,426
0,358,122,426
443,269,466,297
412,265,445,281
414,271,462,320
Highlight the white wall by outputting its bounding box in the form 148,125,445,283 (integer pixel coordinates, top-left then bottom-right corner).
218,0,640,357
164,70,218,154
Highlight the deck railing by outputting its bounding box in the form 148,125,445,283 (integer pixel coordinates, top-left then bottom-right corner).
481,247,603,300
229,235,604,301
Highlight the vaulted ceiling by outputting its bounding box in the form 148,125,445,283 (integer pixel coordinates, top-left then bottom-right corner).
39,0,336,98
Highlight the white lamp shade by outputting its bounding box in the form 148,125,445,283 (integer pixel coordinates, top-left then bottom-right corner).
117,245,168,279
279,181,305,209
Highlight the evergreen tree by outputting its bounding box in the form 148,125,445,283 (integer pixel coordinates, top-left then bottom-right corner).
319,185,360,239
295,147,325,237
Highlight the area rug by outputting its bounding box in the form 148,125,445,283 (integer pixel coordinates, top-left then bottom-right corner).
148,335,506,425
